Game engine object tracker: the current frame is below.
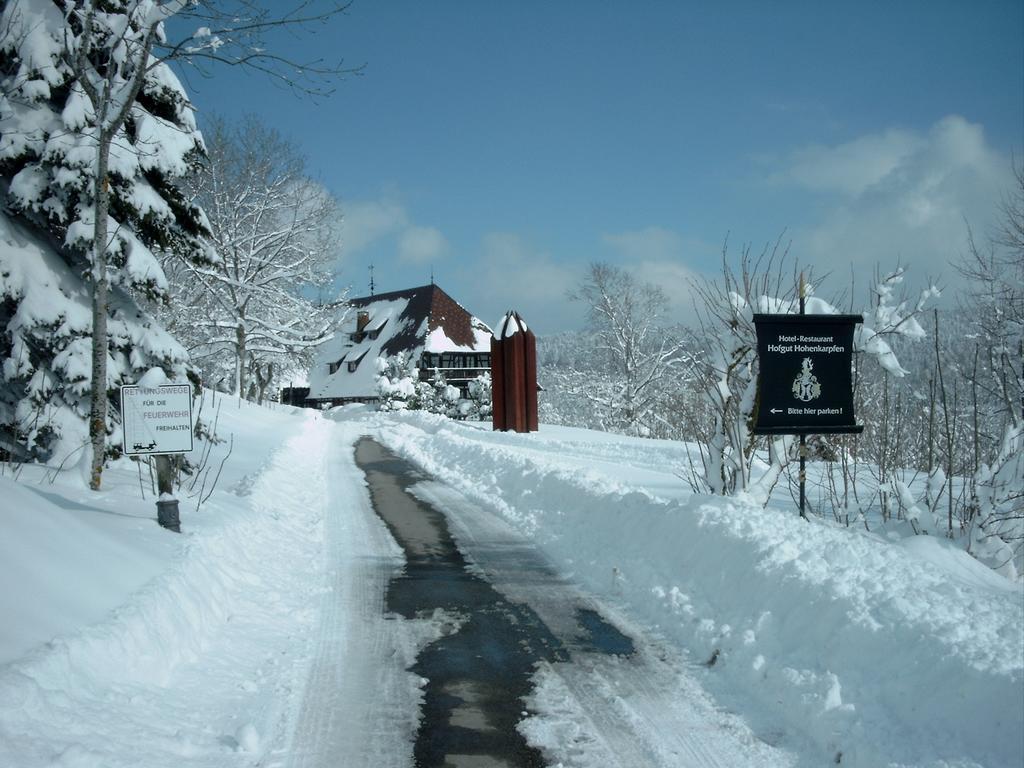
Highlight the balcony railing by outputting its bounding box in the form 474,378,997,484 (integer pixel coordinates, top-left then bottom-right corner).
420,366,490,382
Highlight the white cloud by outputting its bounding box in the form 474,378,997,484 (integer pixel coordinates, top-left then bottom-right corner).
773,115,1014,293
341,199,408,254
772,128,924,196
601,226,708,327
468,233,582,333
341,198,450,271
398,225,449,264
602,226,688,263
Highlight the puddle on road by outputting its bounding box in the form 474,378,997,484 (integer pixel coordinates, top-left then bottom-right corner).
355,438,635,768
576,608,635,656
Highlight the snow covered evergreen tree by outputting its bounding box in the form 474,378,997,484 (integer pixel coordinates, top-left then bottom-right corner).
465,371,492,420
1,1,353,483
428,368,460,418
0,0,209,471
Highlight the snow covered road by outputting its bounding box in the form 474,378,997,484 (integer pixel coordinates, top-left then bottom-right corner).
284,425,423,768
365,410,1024,768
2,403,1019,768
286,423,790,765
406,476,793,768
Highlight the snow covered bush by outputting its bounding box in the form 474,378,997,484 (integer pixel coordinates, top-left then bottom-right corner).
0,0,209,464
465,372,493,420
690,242,937,507
967,424,1023,578
376,352,419,412
376,354,489,420
421,370,458,417
958,163,1024,577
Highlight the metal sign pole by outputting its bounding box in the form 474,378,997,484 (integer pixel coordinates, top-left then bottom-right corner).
751,281,863,521
799,273,807,520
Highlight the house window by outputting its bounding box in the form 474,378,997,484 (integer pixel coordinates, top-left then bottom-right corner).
368,318,387,340
347,351,368,372
328,361,340,374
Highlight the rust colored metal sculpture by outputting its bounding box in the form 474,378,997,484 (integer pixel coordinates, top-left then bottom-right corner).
491,311,538,432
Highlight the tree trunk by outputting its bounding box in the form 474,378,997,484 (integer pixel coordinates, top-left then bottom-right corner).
235,322,247,397
255,361,274,405
88,138,112,491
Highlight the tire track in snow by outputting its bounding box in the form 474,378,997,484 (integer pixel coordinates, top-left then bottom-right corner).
528,648,772,768
409,479,795,768
285,423,428,768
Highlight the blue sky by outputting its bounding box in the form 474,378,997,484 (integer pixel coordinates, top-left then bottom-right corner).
176,0,1024,334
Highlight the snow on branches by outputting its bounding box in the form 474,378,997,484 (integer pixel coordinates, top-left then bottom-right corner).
691,243,937,506
163,116,341,400
1,1,209,289
375,353,491,420
0,0,207,464
568,262,697,436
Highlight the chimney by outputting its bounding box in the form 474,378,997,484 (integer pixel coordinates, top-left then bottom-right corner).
357,311,370,332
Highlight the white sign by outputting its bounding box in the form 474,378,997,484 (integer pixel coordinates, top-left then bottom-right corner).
120,384,194,455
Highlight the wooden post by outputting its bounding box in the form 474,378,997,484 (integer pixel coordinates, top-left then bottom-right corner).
154,454,180,532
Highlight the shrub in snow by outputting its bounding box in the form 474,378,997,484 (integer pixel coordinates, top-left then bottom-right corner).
957,166,1023,577
466,372,493,420
428,369,461,418
376,354,489,420
0,1,210,463
376,352,419,412
967,423,1023,579
691,245,937,507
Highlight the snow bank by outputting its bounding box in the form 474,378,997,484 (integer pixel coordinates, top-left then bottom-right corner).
369,412,1024,768
0,400,330,766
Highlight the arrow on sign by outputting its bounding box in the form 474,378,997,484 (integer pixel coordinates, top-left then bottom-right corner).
770,408,783,414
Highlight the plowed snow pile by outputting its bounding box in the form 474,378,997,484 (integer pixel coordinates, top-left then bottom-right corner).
366,410,1024,768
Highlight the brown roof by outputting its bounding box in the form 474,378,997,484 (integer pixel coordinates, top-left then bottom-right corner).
349,284,488,357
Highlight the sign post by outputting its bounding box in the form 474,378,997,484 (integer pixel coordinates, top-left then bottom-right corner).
120,383,194,532
752,277,863,518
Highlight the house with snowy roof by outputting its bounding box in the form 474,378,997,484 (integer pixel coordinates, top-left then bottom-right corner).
306,284,493,407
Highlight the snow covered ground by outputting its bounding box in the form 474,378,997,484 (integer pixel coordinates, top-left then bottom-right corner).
370,411,1024,768
1,399,1021,767
0,396,428,767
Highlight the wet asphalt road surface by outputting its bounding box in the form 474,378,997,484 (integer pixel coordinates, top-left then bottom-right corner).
354,438,634,768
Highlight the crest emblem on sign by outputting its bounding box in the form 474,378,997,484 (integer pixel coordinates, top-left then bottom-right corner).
792,357,822,402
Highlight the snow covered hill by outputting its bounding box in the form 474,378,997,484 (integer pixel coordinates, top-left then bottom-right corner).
1,401,1021,768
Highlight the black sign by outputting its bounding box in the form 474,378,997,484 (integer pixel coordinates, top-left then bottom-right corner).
752,314,864,435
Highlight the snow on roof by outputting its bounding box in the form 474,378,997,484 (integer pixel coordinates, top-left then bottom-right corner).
307,284,493,401
424,322,492,354
308,296,410,400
